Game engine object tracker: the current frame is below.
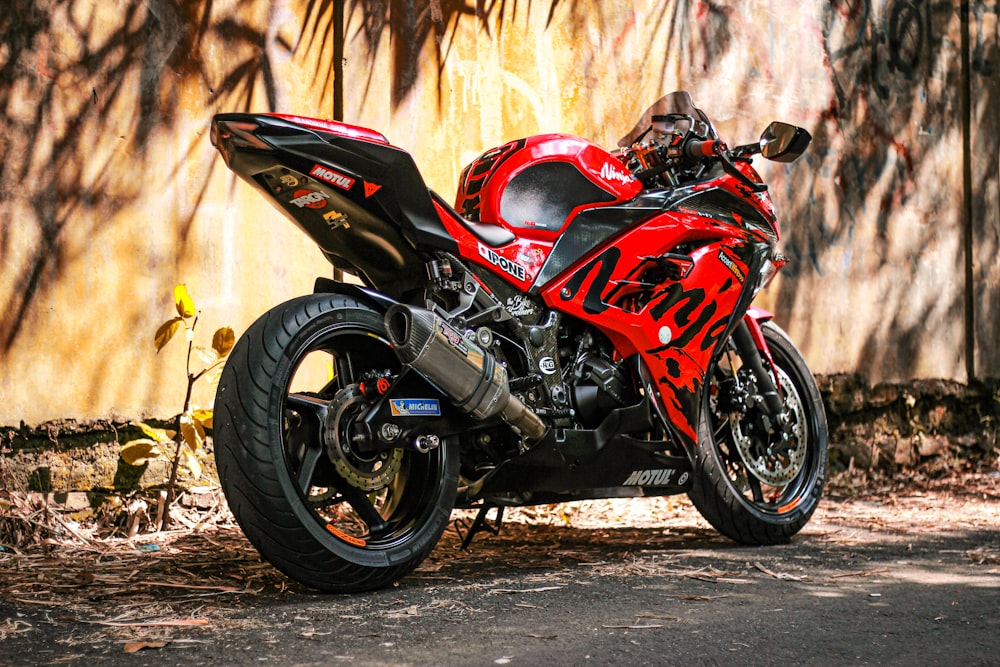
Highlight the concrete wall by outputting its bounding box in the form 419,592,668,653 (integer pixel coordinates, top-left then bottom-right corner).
1,1,997,427
0,1,337,425
339,1,998,384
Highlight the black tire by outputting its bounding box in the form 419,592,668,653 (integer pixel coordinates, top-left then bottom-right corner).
213,294,459,593
689,320,827,545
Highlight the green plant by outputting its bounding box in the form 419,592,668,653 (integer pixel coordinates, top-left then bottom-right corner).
121,284,234,530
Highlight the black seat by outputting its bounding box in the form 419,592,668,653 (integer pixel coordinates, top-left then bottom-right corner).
429,191,515,247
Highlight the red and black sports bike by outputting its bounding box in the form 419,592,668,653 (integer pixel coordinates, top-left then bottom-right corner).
210,91,826,593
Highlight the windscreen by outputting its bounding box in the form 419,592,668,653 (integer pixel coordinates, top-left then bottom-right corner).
617,91,713,147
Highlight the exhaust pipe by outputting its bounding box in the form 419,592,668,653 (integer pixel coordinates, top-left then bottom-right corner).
385,304,546,441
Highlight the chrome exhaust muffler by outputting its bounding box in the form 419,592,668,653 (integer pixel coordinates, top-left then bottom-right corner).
385,304,546,441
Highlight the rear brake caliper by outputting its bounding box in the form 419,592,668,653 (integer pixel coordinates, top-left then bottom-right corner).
323,384,404,492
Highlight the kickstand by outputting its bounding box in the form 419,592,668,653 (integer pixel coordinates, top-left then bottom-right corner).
456,505,505,550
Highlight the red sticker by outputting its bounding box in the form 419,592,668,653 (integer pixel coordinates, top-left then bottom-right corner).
310,164,355,191
290,189,329,209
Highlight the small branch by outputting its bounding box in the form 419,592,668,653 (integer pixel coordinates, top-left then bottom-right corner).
829,569,890,579
163,314,199,532
190,358,225,383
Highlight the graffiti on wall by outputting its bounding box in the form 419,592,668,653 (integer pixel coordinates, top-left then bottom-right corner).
772,0,998,378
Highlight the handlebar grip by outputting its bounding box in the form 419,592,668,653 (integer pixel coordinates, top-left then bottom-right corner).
684,139,722,159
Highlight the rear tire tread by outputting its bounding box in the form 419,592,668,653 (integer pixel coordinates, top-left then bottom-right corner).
214,294,456,593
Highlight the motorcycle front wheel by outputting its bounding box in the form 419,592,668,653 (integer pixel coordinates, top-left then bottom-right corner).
213,294,458,593
689,320,828,545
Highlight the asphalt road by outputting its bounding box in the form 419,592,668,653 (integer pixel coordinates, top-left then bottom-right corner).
1,481,998,666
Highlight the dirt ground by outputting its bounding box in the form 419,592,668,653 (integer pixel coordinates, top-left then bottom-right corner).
1,470,998,666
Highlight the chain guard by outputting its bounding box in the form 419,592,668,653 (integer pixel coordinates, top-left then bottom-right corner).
323,385,403,492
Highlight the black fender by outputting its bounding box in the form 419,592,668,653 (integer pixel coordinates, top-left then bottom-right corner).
313,276,401,313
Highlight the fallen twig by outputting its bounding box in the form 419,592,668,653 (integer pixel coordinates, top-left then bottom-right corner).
85,618,210,628
753,561,806,581
489,586,564,594
829,568,890,579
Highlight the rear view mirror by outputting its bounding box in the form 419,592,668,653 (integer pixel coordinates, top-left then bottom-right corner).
760,122,811,163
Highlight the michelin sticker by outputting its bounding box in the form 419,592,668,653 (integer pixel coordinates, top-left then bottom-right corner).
389,399,442,417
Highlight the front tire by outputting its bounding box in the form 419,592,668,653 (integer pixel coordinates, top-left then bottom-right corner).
689,320,828,545
213,294,458,593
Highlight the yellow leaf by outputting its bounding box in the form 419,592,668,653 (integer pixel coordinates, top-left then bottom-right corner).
212,327,235,357
181,447,202,480
192,409,213,430
121,440,162,466
154,318,183,353
180,413,205,451
174,284,196,318
134,421,176,443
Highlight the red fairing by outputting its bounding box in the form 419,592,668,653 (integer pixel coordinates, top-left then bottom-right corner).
689,161,779,239
447,134,641,289
456,134,641,240
435,199,554,289
539,211,759,445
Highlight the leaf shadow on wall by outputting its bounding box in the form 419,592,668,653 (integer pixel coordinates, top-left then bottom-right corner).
336,0,716,110
0,1,325,359
771,0,997,380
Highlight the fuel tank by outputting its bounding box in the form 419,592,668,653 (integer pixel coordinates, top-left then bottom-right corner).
455,135,643,242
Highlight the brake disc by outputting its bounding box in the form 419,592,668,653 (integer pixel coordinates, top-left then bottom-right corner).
323,385,403,492
731,365,807,486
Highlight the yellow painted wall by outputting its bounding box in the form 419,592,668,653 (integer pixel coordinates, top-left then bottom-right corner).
1,1,997,427
339,1,997,383
0,1,337,425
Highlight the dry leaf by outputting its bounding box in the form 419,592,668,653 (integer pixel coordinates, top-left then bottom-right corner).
124,641,169,654
135,422,176,443
212,327,235,357
489,586,564,594
120,440,162,466
192,409,213,430
180,413,205,452
154,318,183,352
95,619,210,628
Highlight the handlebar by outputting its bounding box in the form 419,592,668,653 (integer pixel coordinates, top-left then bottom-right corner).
683,138,724,159
683,137,768,193
624,133,768,193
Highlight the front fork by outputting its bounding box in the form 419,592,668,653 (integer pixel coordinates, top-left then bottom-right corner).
730,313,787,437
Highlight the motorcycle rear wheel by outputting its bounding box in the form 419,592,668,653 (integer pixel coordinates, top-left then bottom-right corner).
213,294,458,593
689,320,828,545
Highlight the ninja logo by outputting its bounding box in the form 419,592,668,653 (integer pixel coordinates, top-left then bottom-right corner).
600,161,633,185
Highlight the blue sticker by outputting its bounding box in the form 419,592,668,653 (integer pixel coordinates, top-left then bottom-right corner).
389,399,442,417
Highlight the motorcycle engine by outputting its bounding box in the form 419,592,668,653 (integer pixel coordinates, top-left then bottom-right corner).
569,347,633,429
